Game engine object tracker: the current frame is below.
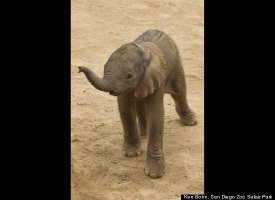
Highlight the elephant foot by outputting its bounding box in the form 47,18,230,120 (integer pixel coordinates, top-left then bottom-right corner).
144,153,165,179
122,141,141,157
180,109,197,126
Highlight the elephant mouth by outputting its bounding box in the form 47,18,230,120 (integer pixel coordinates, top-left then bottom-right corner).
109,87,134,96
109,91,122,96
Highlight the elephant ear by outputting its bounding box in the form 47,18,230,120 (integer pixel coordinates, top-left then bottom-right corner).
134,42,169,98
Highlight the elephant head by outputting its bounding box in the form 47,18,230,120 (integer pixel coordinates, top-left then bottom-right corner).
78,42,169,98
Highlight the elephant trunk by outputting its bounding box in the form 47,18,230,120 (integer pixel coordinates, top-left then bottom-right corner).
78,66,110,92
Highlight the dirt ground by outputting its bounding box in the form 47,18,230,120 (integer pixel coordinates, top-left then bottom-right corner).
71,0,204,199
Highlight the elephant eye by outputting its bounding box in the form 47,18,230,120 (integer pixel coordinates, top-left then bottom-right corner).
126,73,133,79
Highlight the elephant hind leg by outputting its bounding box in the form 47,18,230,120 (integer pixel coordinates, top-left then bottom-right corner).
171,63,197,126
172,93,197,126
136,101,147,137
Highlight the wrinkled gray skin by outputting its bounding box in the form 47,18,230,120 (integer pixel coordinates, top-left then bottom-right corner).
78,29,197,179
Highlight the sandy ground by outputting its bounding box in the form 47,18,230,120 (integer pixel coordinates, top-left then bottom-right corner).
71,0,204,199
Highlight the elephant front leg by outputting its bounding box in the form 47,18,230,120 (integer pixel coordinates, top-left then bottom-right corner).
144,89,165,178
118,94,141,157
136,101,147,138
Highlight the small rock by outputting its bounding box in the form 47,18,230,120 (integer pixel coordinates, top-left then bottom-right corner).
72,138,80,142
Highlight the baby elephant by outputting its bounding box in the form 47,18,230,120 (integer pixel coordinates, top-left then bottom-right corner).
78,29,197,179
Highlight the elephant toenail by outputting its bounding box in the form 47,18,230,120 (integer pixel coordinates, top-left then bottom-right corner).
145,168,149,175
150,172,157,178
